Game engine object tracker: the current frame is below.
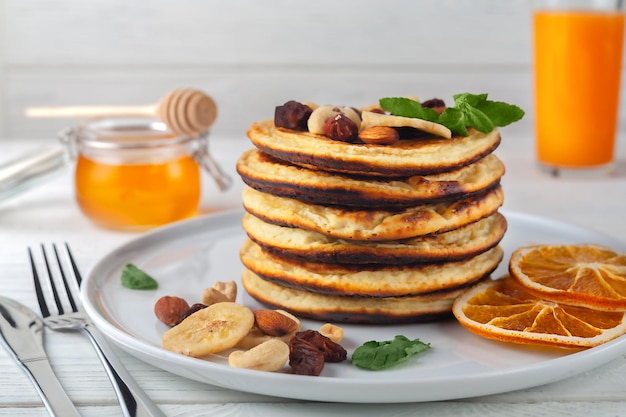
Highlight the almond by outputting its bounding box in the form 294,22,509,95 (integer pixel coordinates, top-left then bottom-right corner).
253,309,299,337
358,126,400,145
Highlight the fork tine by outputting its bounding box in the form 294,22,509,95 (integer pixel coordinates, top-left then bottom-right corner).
52,243,79,313
28,246,50,318
40,244,66,316
64,243,83,287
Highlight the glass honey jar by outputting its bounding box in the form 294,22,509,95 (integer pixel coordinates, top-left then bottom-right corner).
59,116,231,231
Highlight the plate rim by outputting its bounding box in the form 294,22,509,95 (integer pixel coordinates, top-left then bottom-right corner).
81,208,626,403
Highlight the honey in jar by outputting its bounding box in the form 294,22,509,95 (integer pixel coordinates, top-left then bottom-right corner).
63,117,222,231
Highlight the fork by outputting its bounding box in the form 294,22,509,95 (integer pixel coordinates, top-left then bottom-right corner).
29,243,167,417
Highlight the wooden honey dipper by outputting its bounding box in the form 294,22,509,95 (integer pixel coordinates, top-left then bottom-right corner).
24,88,231,191
26,88,218,136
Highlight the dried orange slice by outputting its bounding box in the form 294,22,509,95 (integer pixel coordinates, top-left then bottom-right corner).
452,275,626,348
509,244,626,311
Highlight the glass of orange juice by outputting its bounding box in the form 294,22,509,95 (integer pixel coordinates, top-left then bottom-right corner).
59,117,230,231
533,0,625,175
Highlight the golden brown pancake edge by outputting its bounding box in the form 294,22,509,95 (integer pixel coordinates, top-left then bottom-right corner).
242,211,507,264
247,119,501,177
237,148,506,208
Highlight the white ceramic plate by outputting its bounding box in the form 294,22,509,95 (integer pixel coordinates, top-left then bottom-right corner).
82,209,626,403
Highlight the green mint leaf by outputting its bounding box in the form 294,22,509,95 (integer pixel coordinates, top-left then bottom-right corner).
351,335,431,370
473,100,525,127
453,92,489,108
121,264,158,290
438,107,468,136
379,93,524,137
379,97,439,122
454,92,525,128
459,103,494,133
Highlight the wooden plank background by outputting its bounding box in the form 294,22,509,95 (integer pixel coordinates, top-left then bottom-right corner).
0,0,622,142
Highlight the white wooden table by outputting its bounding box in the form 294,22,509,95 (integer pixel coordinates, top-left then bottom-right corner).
1,130,626,417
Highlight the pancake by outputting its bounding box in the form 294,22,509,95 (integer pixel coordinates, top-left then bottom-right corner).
237,149,505,208
242,211,507,264
242,184,504,241
240,238,503,298
247,119,501,177
242,268,477,324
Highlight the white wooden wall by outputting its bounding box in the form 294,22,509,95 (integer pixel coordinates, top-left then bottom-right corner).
0,0,600,142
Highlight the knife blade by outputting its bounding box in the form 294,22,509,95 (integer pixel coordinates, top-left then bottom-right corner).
0,296,81,417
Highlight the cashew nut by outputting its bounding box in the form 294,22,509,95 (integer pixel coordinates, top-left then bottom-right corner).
307,105,361,135
228,338,290,372
202,280,237,305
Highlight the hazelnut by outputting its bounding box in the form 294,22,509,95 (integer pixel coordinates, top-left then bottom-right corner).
358,126,400,145
307,105,361,135
324,114,359,142
253,309,299,337
154,296,190,327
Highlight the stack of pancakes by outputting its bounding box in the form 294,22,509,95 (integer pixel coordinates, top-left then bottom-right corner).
236,112,507,324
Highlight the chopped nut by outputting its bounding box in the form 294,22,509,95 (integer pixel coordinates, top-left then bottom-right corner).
319,323,344,343
358,126,400,145
254,309,299,337
154,296,190,327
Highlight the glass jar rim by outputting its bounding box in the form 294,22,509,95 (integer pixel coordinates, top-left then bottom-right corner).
71,116,197,150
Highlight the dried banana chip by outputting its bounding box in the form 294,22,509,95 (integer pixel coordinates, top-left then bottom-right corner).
162,302,254,357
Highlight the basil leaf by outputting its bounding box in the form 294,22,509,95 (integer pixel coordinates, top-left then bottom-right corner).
121,264,158,290
379,97,440,122
351,335,431,370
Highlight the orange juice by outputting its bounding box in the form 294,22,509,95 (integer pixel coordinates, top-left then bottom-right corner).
75,154,201,230
534,10,624,168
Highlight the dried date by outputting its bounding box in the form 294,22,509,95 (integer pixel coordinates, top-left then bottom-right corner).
421,98,446,114
274,100,313,131
288,335,325,376
294,329,347,363
176,303,208,325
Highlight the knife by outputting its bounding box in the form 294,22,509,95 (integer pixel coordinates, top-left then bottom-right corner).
0,296,81,417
